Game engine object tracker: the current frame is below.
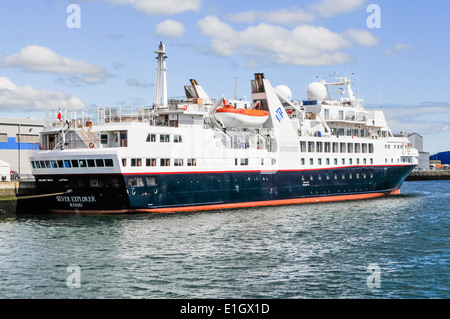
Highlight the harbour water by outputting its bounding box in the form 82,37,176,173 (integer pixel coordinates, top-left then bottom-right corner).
0,180,448,299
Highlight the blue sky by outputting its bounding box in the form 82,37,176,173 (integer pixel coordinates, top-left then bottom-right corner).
0,0,449,154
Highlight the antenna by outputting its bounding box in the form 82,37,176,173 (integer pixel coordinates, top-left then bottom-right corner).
379,88,382,108
330,72,339,80
234,76,237,100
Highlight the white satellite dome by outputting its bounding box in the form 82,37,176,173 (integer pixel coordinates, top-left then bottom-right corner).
306,82,328,103
275,85,292,101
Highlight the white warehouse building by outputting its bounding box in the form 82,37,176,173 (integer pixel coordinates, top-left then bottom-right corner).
0,117,45,177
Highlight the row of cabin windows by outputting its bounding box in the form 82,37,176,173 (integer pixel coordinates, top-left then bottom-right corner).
146,134,183,143
127,171,377,190
330,128,387,138
31,159,114,169
303,172,375,181
330,128,367,137
301,158,374,166
300,141,374,154
235,158,277,166
386,158,412,164
122,158,197,167
386,144,404,149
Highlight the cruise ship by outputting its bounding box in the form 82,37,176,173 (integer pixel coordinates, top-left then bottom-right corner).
25,42,418,214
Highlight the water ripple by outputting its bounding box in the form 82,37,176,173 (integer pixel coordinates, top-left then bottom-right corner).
0,181,448,298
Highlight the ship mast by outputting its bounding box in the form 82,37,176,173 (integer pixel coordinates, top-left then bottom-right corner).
154,41,168,108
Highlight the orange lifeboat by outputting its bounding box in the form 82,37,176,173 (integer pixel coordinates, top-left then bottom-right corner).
215,100,269,128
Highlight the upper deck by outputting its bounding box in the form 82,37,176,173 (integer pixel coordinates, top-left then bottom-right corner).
30,42,418,175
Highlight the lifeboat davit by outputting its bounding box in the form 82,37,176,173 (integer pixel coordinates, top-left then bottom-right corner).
215,100,269,128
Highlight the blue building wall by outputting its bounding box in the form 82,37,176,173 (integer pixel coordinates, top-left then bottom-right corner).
0,137,40,151
430,151,450,164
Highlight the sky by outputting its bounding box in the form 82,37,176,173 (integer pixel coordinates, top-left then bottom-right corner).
0,0,449,154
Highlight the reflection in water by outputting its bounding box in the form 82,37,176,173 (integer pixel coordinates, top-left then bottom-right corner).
0,200,16,218
0,181,448,298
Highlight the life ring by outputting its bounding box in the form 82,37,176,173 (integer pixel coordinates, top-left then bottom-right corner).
39,143,44,150
183,104,188,111
89,142,95,148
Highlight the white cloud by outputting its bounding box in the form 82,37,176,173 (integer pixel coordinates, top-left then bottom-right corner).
372,102,450,135
1,45,108,85
313,0,365,17
343,28,378,46
126,78,153,88
0,77,86,111
83,0,202,15
198,16,353,66
227,8,315,25
155,20,185,38
385,43,412,56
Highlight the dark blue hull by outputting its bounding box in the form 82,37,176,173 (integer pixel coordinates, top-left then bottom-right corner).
20,165,415,213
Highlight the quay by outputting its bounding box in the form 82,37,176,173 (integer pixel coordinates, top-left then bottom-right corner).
405,170,450,181
0,180,40,214
0,180,38,199
0,182,19,200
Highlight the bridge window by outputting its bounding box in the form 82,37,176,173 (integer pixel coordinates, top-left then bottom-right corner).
71,160,79,168
120,131,128,147
300,141,306,152
131,158,142,167
146,134,156,142
347,143,354,153
160,134,170,143
240,158,249,166
316,142,323,153
362,143,368,153
160,158,171,166
187,158,197,166
105,159,114,167
88,159,95,167
96,159,105,167
146,158,157,167
174,135,183,143
79,160,87,168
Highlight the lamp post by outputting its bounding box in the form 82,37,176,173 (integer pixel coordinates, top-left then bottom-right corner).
18,123,20,176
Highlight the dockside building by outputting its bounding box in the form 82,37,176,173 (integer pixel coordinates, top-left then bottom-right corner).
0,118,45,177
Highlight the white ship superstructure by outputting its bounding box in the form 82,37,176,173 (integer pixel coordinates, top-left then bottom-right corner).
25,42,418,213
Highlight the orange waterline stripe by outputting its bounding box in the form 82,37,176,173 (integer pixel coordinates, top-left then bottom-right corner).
46,189,400,214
